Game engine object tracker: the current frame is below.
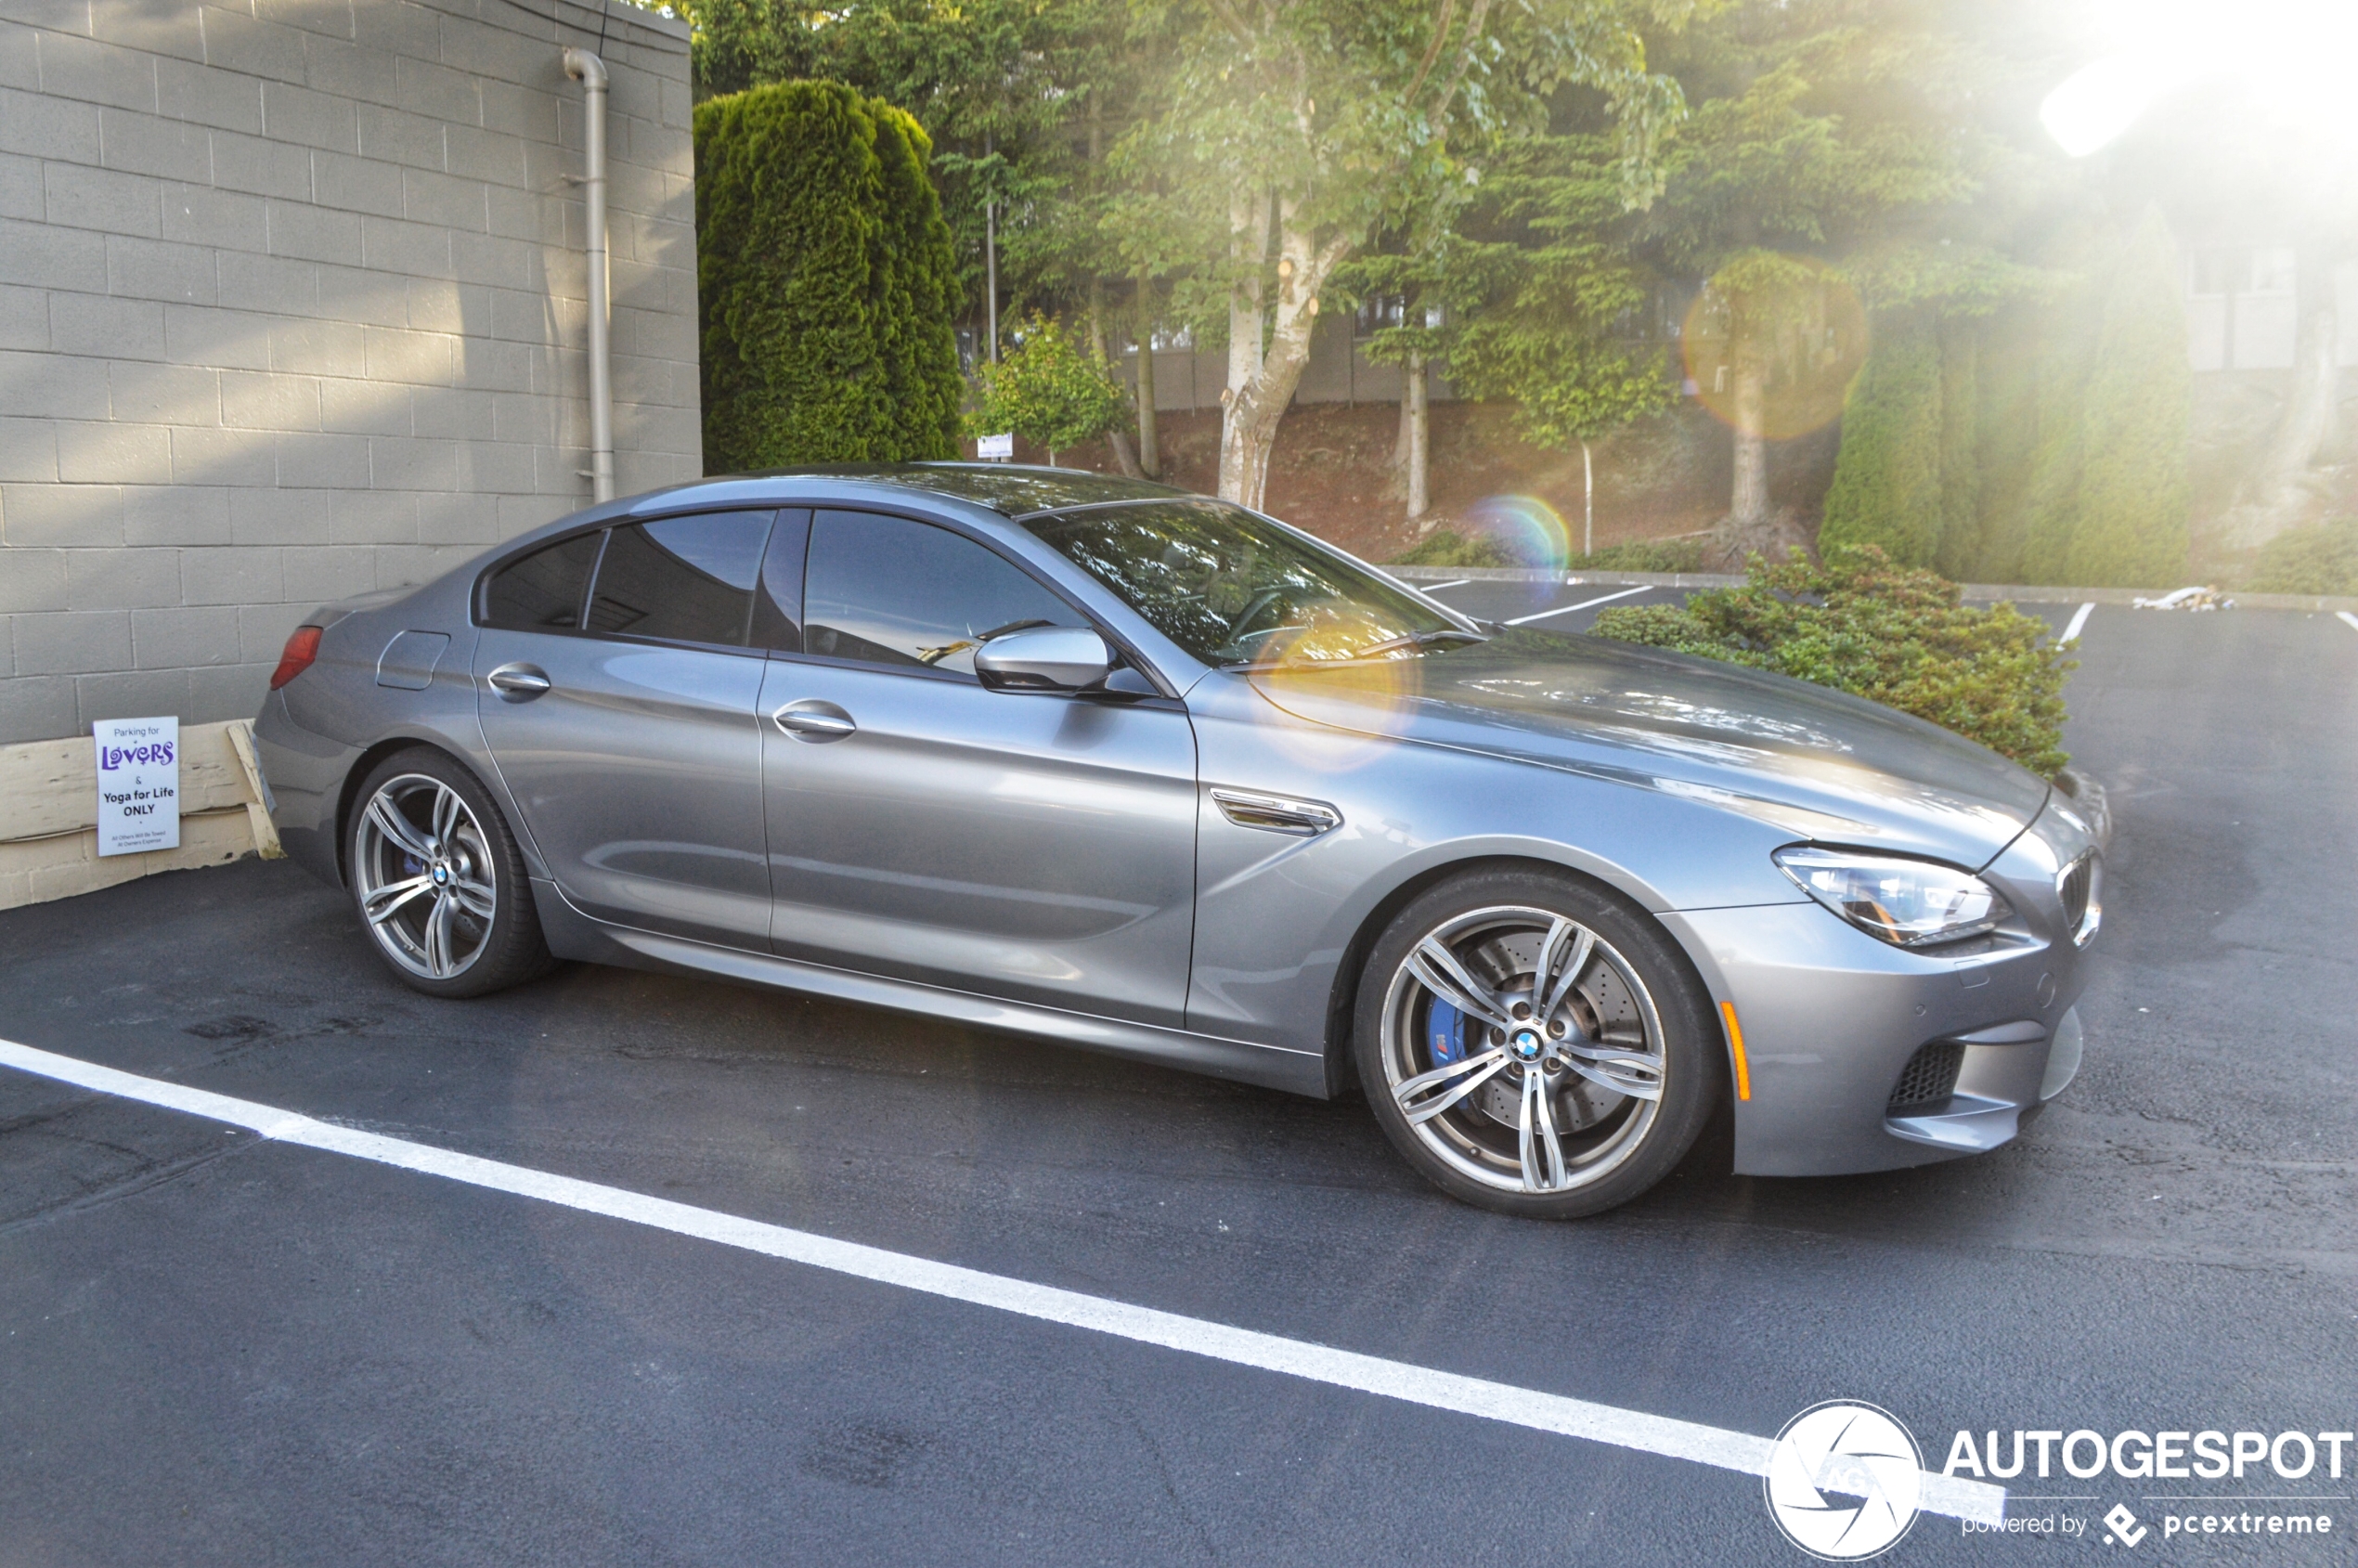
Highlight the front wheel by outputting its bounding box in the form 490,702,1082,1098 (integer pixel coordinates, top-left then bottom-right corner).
1354,868,1718,1219
347,748,552,998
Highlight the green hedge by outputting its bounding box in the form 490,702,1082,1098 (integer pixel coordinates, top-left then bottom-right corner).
1591,546,2075,775
2063,212,2191,587
695,81,963,472
2248,516,2358,594
1820,312,1945,566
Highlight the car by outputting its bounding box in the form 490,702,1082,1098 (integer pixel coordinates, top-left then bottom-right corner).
252,464,2101,1218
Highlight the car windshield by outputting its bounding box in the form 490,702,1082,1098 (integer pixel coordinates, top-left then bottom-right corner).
1020,499,1476,667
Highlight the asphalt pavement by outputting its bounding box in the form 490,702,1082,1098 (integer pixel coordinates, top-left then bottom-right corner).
2,599,2353,1565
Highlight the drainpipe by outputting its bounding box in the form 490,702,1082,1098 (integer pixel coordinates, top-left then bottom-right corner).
563,47,614,503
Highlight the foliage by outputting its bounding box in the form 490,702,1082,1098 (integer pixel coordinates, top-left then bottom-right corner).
968,314,1129,460
2246,516,2358,595
1393,532,1706,571
695,81,964,472
1591,546,2074,775
1393,528,1515,568
2061,212,2191,588
1820,311,1945,565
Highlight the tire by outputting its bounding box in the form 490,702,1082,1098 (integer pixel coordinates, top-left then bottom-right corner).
1354,866,1718,1218
346,747,553,999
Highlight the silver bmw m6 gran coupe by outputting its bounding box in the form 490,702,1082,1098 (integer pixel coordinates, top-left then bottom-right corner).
253,466,2100,1217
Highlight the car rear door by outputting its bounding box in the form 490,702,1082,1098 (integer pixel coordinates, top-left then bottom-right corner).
473,510,779,950
758,507,1199,1028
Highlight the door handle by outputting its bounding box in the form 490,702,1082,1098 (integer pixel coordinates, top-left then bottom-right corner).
773,699,856,742
486,663,551,701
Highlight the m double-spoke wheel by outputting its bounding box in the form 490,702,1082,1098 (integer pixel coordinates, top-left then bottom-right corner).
347,748,551,998
1356,869,1717,1218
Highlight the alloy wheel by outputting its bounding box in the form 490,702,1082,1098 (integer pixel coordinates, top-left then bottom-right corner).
353,773,498,981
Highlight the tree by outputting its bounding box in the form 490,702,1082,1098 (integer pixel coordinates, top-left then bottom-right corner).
1819,309,1944,564
1118,0,1682,509
970,313,1129,465
2061,211,2191,587
695,81,964,470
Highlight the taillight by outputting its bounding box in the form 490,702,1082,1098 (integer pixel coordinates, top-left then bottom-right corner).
269,625,323,690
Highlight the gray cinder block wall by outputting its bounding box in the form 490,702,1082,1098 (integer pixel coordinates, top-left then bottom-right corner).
0,0,699,745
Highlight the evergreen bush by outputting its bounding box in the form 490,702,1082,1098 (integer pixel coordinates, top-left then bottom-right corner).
2247,516,2358,595
2063,212,2191,587
694,81,963,472
1820,313,1945,566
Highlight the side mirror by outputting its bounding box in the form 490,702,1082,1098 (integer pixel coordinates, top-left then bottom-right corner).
974,626,1113,693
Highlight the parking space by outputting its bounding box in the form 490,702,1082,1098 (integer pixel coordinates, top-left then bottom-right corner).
3,604,2353,1563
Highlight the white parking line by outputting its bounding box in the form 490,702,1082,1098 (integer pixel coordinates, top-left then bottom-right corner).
0,1038,2002,1525
1505,587,1652,627
2337,611,2358,634
2061,603,2095,644
1416,578,1474,591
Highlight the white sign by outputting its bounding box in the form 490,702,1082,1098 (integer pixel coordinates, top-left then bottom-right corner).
977,432,1015,460
94,716,179,857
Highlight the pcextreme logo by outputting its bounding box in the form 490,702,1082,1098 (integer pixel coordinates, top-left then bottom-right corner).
1764,1401,1924,1561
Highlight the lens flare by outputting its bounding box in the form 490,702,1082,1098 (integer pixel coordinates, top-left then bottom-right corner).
1248,607,1425,773
1681,256,1867,442
1460,495,1570,570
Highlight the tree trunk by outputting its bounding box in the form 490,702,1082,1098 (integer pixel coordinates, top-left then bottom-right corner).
1219,188,1350,511
1404,349,1429,524
1134,264,1160,478
2228,251,2339,548
1580,438,1594,559
1088,276,1147,480
1730,354,1769,526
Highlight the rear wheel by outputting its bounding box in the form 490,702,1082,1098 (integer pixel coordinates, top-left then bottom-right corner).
1354,868,1717,1218
348,748,551,998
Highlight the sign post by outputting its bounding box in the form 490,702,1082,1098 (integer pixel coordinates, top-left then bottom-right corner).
94,717,179,857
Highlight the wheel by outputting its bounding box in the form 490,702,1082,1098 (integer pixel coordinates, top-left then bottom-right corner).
347,748,552,998
1354,867,1718,1218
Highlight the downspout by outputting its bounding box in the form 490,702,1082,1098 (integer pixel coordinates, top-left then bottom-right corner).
563,47,614,503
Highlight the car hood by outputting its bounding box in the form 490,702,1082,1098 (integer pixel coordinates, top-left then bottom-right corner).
1248,628,2050,869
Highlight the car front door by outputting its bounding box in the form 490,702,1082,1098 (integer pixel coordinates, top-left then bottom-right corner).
473,510,779,950
759,508,1198,1028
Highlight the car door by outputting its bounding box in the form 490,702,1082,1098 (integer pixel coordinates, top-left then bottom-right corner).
759,507,1199,1028
473,510,777,950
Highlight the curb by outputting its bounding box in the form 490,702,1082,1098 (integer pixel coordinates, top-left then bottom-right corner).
1383,564,2358,615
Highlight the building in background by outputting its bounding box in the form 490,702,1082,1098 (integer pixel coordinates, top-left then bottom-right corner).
0,0,699,746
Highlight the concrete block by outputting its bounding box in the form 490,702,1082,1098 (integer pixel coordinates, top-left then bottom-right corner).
210,125,311,199
170,424,277,487
260,78,356,151
253,0,352,41
361,324,451,384
0,414,55,481
263,197,361,264
326,486,411,544
123,483,231,546
355,99,442,169
130,603,240,667
160,180,266,248
48,290,164,360
97,106,212,181
0,672,75,745
0,84,99,160
41,160,161,235
369,541,473,590
220,369,318,431
455,334,532,393
273,430,369,487
0,543,64,609
72,667,193,733
106,234,215,305
488,284,557,344
453,437,533,495
482,179,554,247
57,419,171,485
0,346,110,419
303,33,401,110
14,609,131,674
402,276,482,333
444,121,525,188
0,18,36,90
367,434,454,490
67,544,179,609
281,541,373,602
163,304,274,370
238,599,308,659
313,263,408,327
266,317,363,377
349,0,437,62
90,0,204,63
407,382,489,437
496,491,565,538
0,281,41,349
9,486,122,550
230,487,326,546
318,376,409,434
400,165,484,230
155,55,261,132
392,53,474,123
308,148,404,217
217,249,317,315
415,488,496,543
110,361,221,425
359,213,449,277
434,12,547,85
180,544,281,604
186,659,266,723
35,29,155,111
199,6,307,84
453,226,539,291
0,149,38,218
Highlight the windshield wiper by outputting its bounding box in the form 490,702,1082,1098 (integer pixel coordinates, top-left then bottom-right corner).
1220,627,1488,671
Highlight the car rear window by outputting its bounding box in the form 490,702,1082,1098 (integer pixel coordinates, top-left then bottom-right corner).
482,530,602,631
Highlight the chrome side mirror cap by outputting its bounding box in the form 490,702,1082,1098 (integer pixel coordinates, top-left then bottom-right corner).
974,626,1112,693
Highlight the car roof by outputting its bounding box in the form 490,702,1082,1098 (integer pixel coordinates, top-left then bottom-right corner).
686,462,1190,519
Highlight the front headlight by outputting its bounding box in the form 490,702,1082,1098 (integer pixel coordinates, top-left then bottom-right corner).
1773,846,2013,949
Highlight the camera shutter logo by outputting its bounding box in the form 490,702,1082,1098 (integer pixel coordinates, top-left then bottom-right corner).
1765,1401,1924,1560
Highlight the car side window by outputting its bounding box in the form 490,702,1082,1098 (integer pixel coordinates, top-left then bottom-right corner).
802,510,1083,678
483,530,602,631
585,512,776,649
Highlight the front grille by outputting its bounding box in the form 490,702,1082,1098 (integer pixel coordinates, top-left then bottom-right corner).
1888,1041,1965,1110
2058,853,2094,934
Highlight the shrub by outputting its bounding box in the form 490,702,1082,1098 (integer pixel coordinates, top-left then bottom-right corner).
1820,312,1945,566
1591,545,2075,775
695,81,963,472
2063,211,2191,587
1392,533,1705,572
1393,529,1515,567
2247,516,2358,595
968,314,1128,463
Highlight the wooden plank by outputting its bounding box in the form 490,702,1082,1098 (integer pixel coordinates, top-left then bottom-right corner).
0,720,254,844
0,809,257,911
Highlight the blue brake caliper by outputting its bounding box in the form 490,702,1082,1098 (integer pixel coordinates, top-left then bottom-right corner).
1425,997,1471,1069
